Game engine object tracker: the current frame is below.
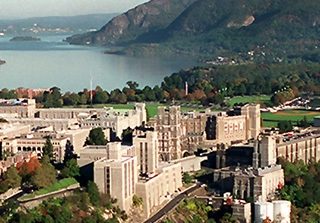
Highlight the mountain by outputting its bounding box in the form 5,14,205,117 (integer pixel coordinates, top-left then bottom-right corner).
66,0,197,45
66,0,320,62
0,14,118,36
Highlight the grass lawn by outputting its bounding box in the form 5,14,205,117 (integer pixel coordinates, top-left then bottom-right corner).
261,110,320,127
65,102,217,119
91,102,208,118
19,178,78,201
227,95,271,107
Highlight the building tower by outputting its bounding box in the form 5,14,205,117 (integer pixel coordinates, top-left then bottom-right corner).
216,143,227,169
241,104,261,140
258,135,277,167
252,139,260,169
133,129,158,175
156,106,182,161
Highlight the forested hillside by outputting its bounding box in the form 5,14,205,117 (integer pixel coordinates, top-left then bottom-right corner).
67,0,320,62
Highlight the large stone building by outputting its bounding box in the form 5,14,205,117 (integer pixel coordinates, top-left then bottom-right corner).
257,130,320,164
206,104,261,144
0,100,146,137
0,99,36,118
155,106,183,161
133,127,182,217
81,103,146,137
213,129,284,203
2,133,69,162
133,128,159,174
135,162,182,217
154,104,261,161
93,143,138,211
79,126,183,218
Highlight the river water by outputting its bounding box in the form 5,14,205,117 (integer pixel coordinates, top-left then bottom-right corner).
0,35,196,92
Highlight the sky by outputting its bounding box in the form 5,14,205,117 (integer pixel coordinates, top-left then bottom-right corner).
0,0,149,19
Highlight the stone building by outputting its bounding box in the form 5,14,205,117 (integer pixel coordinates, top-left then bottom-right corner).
155,106,183,161
153,104,260,162
94,154,138,211
133,128,158,174
132,126,183,217
3,117,79,131
80,127,183,218
80,103,146,137
257,130,320,164
0,99,36,118
80,142,137,211
206,104,261,144
181,111,208,152
0,101,146,137
135,162,182,217
2,133,69,162
213,165,284,202
213,128,284,203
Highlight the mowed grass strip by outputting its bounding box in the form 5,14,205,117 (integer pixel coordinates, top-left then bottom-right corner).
19,178,78,201
227,95,271,107
261,110,320,127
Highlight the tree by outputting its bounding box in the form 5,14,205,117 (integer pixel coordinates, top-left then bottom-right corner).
17,157,40,187
85,128,107,146
110,89,127,104
64,140,76,163
132,195,143,207
297,116,310,128
93,86,109,104
43,137,54,160
121,127,133,145
31,156,56,189
43,87,63,108
182,172,193,184
61,159,80,178
0,166,21,192
126,81,139,90
63,92,80,106
87,181,100,206
277,120,293,133
220,213,237,223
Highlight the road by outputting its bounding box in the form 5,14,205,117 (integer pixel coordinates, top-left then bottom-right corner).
144,184,200,223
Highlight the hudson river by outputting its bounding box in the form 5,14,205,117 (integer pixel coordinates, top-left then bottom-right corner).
0,35,195,91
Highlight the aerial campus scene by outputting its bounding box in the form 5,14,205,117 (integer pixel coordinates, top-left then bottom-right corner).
0,0,319,222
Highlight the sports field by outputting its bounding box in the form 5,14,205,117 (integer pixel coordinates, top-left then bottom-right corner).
227,95,271,107
261,110,320,127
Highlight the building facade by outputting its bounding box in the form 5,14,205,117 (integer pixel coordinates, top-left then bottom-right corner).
206,104,261,144
133,128,158,174
155,106,183,161
257,131,320,165
0,99,36,118
135,162,182,217
2,134,69,162
94,155,138,211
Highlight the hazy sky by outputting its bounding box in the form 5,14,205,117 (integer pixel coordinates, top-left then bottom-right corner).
0,0,149,19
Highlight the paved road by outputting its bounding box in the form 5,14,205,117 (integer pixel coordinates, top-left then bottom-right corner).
144,184,200,223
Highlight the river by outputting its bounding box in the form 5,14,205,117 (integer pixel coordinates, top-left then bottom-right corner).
0,35,196,92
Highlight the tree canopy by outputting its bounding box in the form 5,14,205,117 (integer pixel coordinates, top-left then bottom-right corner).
43,137,54,160
85,128,107,146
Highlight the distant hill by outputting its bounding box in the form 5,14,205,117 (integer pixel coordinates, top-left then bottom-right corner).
66,0,320,62
66,0,197,45
0,14,118,36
